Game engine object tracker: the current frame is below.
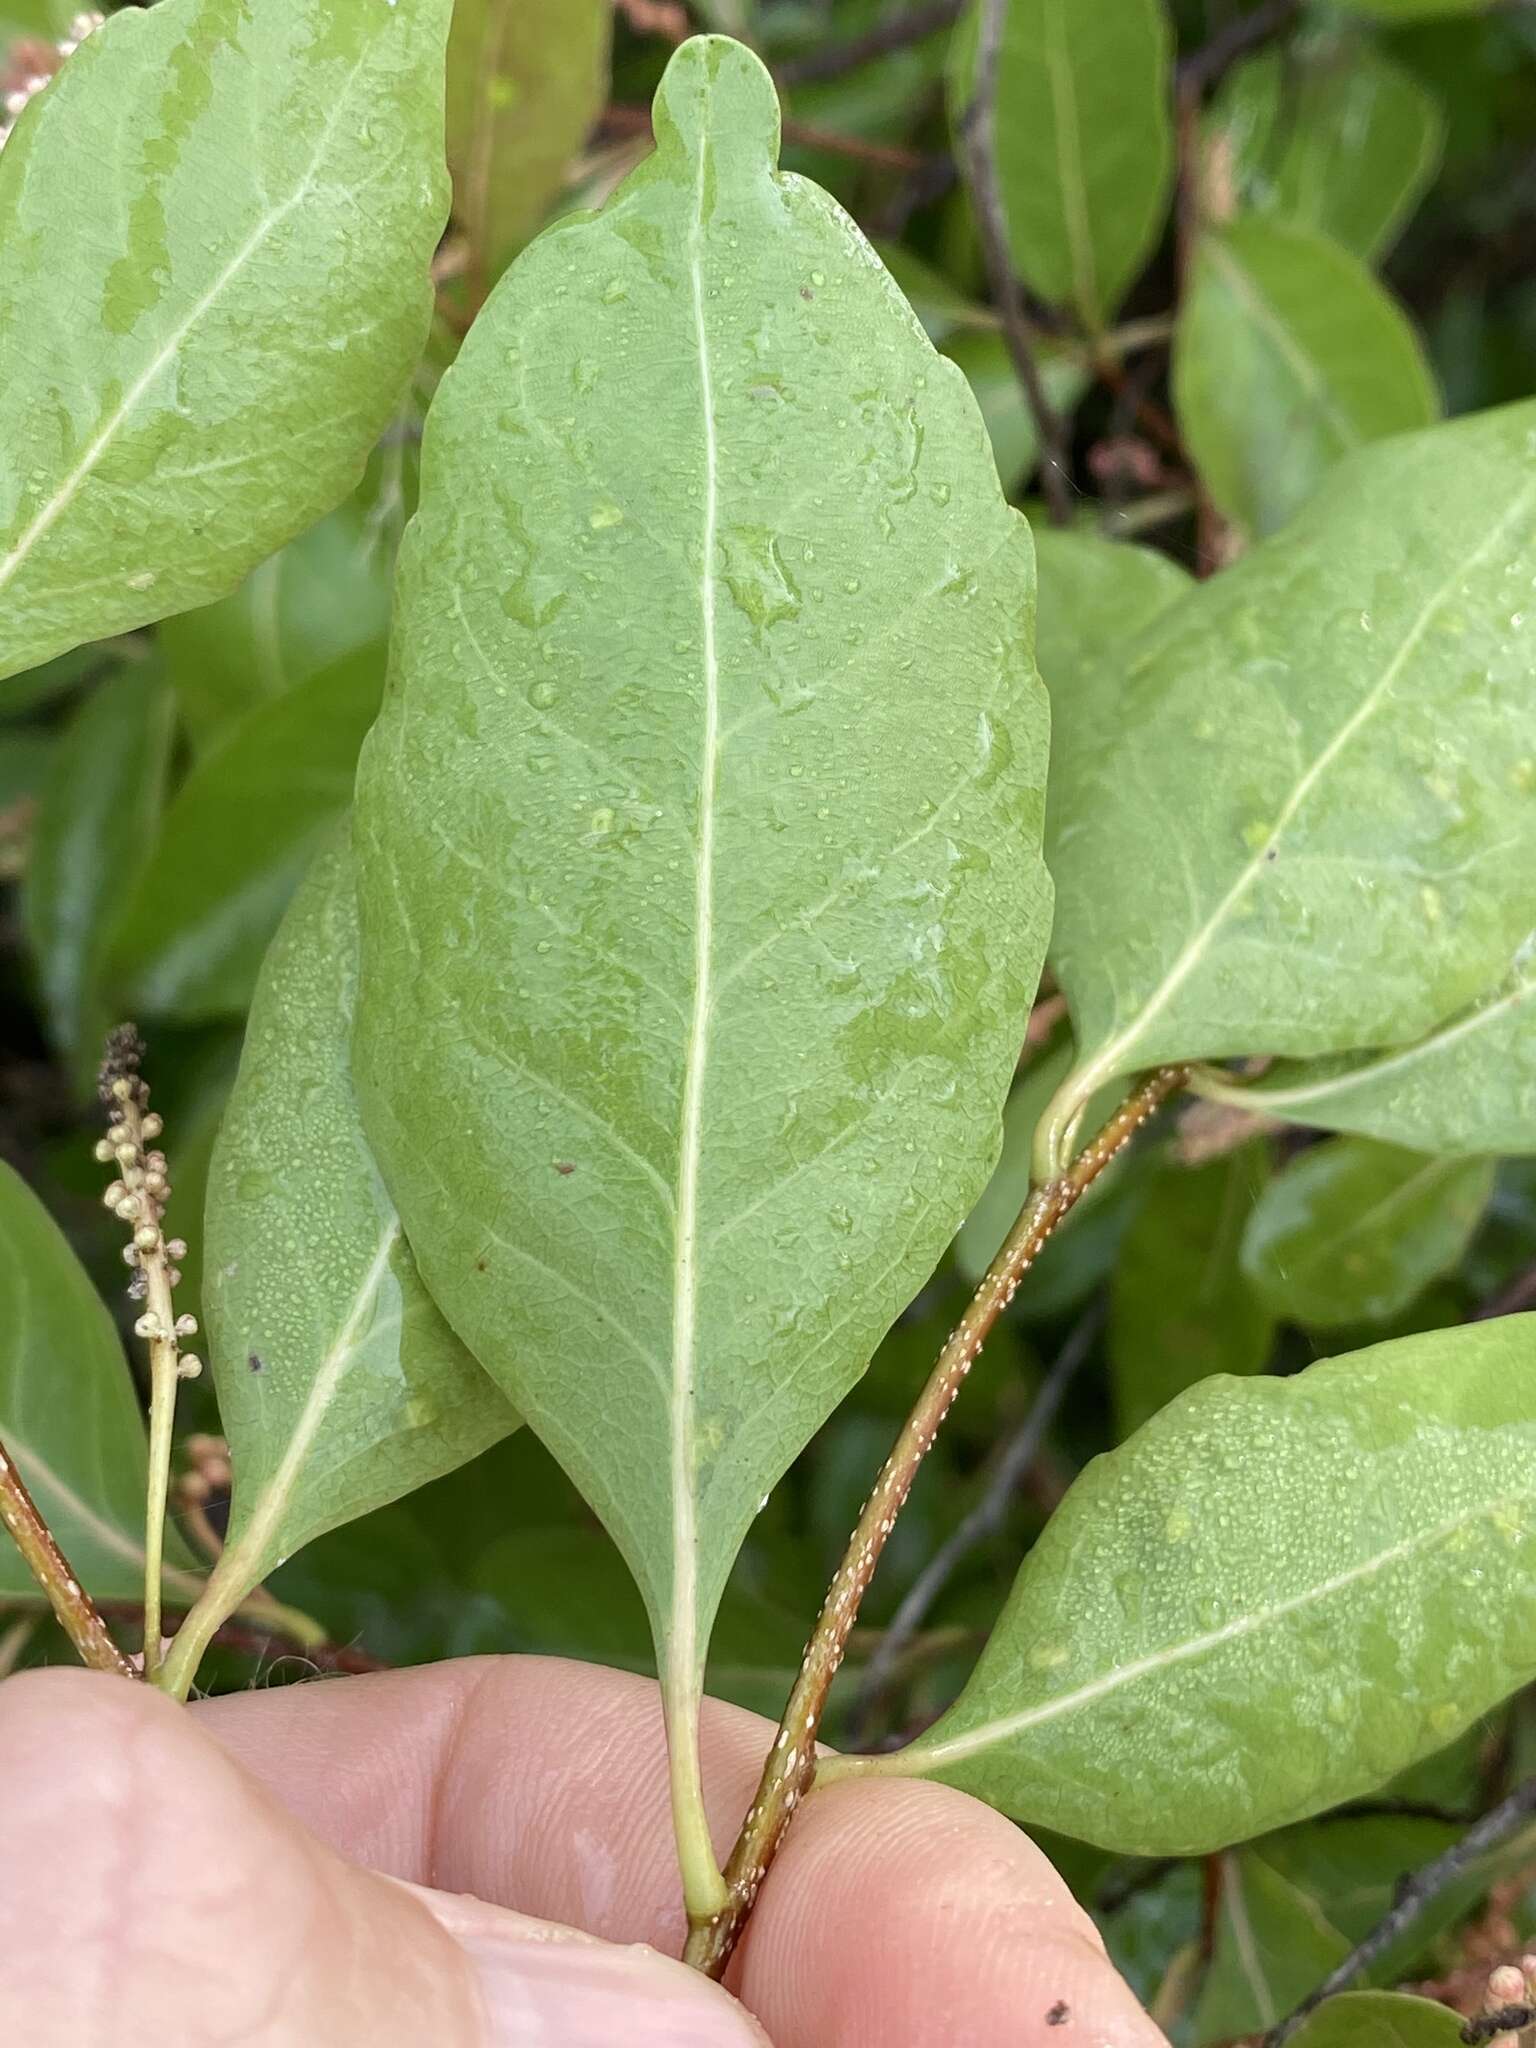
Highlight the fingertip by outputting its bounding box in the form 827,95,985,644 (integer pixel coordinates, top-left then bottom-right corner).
0,1666,484,2044
416,1888,774,2047
738,1776,1168,2048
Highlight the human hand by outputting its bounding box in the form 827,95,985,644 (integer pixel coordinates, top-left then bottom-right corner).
0,1656,1168,2045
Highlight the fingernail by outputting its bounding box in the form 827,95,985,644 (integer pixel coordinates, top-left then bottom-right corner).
460,1929,769,2047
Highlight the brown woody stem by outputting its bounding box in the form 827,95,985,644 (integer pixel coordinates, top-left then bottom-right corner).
684,1064,1189,1978
0,1433,134,1677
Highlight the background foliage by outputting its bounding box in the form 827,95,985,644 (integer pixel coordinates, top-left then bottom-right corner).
2,0,1535,2038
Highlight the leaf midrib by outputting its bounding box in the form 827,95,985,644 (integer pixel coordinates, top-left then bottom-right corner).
1043,0,1098,328
1250,959,1536,1117
1206,231,1357,448
1078,478,1536,1090
668,120,722,1670
910,1482,1535,1771
223,1215,402,1577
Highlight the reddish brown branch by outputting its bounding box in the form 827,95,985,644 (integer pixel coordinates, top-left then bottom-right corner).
684,1064,1189,1978
775,0,965,86
0,1435,134,1677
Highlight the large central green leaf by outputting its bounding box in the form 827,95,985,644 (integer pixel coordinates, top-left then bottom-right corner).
353,31,1049,1826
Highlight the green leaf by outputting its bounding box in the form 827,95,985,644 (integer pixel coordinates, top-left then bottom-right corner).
0,730,52,815
940,331,1086,495
842,1314,1536,1852
0,1159,192,1601
1208,38,1444,261
1336,0,1490,17
1042,403,1536,1167
353,33,1050,1774
1193,1849,1350,2045
23,665,174,1074
1193,1817,1489,2043
1174,218,1440,539
1282,1993,1466,2048
874,240,995,343
0,0,450,678
196,837,519,1626
110,642,386,1022
1029,526,1191,704
158,507,393,756
1240,1137,1493,1328
446,0,610,285
949,0,1173,331
1110,1143,1274,1439
1259,1815,1489,1982
1204,938,1536,1157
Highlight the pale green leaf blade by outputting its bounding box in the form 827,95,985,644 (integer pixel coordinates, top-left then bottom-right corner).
23,663,174,1072
1208,38,1444,260
0,0,450,678
1240,1137,1494,1328
1044,404,1536,1158
354,36,1050,1706
1029,525,1191,705
856,1315,1536,1852
110,642,386,1022
1174,219,1440,538
1110,1142,1274,1438
158,505,393,756
949,0,1174,331
446,0,610,283
0,1160,178,1600
1284,1993,1465,2048
1208,937,1536,1156
203,837,519,1605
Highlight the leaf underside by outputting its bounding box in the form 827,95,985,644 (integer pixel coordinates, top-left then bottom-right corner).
353,36,1051,1690
894,1315,1536,1854
0,0,449,677
205,836,518,1594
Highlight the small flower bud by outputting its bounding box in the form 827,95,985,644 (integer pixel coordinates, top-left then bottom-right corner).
106,1121,130,1147
114,1142,136,1167
133,1313,161,1340
144,1171,168,1198
101,1181,125,1209
166,1268,182,1288
121,1244,139,1267
111,1077,132,1103
133,1224,160,1253
174,1314,197,1337
141,1112,162,1139
166,1239,187,1261
126,1274,147,1300
114,1196,137,1223
93,1138,115,1164
176,1354,203,1380
1488,1966,1526,2007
